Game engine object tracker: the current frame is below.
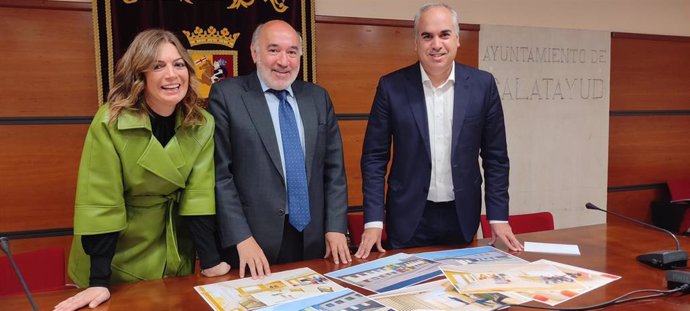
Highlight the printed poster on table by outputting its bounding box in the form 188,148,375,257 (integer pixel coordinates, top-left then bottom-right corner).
195,267,343,311
443,263,587,293
325,253,443,293
441,260,620,306
415,246,528,266
371,279,529,311
519,259,621,305
260,288,394,311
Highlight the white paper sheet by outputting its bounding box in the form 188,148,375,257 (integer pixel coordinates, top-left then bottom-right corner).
524,241,581,255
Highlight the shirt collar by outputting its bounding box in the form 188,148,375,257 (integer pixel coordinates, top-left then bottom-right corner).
420,63,455,88
257,73,294,98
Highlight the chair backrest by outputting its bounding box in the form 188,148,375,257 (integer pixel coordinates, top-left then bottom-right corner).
480,212,555,238
347,213,387,247
0,247,67,296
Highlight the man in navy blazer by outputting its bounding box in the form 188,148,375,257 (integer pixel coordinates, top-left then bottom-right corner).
355,3,523,258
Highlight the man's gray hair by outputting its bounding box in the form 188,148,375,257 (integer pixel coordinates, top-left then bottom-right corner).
413,3,460,38
250,22,304,54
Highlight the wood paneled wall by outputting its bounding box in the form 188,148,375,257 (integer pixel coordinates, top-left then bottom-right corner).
610,34,690,110
0,125,86,232
0,6,97,116
1,5,689,256
607,33,690,221
315,16,479,206
0,5,95,256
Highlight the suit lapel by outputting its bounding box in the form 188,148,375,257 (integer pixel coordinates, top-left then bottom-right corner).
242,73,285,180
118,110,186,188
451,63,470,159
292,81,316,183
137,137,186,188
405,64,431,161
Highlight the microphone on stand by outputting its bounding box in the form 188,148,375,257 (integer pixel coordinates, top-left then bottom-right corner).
585,202,688,270
0,236,39,311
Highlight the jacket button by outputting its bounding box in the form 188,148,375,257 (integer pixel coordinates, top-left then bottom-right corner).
278,209,285,216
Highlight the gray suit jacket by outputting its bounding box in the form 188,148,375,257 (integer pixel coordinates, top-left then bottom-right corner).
208,72,348,263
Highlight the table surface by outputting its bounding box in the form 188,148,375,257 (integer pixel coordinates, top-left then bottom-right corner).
2,223,689,310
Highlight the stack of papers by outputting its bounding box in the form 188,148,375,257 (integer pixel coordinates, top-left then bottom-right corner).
194,246,619,311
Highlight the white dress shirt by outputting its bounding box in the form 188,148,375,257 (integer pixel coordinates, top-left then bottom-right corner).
365,65,454,230
421,63,455,202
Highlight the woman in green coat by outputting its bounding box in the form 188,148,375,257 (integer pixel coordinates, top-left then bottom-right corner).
55,29,230,311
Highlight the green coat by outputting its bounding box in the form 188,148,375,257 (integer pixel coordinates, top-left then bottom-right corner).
68,104,215,287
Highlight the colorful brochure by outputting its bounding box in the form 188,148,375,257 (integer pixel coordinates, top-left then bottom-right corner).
195,267,344,311
326,253,443,293
260,288,394,311
441,260,620,306
416,246,529,265
517,259,621,305
371,279,529,311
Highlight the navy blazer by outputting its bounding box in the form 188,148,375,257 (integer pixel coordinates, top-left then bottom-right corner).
361,62,510,243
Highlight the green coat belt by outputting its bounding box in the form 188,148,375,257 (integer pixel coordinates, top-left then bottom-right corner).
68,105,215,287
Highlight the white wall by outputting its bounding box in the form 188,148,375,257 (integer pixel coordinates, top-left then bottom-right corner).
316,0,690,37
479,26,611,230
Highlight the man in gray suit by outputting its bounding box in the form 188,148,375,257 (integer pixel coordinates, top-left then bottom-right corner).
209,20,351,279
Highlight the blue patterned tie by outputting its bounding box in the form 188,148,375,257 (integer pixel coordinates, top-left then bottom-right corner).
269,89,311,231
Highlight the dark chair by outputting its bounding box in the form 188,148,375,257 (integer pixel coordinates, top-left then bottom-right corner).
347,212,387,247
0,247,71,296
480,212,555,238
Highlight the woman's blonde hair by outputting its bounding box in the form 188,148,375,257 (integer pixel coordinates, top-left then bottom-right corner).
107,29,204,126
